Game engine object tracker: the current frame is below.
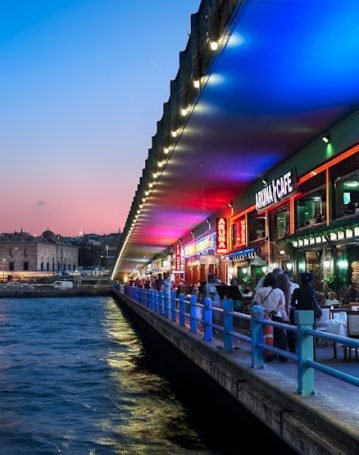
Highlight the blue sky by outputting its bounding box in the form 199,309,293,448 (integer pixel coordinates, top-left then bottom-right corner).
0,0,200,235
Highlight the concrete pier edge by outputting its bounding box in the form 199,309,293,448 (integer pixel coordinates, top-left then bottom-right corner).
115,291,359,455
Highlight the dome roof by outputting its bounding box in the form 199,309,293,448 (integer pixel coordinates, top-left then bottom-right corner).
41,230,57,243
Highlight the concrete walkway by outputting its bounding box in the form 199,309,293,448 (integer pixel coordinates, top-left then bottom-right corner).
115,291,359,454
212,336,359,439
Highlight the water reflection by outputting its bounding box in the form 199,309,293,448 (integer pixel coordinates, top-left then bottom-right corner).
102,299,212,454
0,297,295,454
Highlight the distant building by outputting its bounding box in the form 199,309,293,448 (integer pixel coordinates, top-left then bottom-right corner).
0,230,78,275
72,232,121,269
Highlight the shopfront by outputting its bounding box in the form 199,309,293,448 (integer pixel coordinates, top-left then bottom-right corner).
184,233,218,285
288,145,359,294
228,143,359,293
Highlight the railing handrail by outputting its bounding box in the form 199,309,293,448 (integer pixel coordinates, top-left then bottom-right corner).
120,286,359,396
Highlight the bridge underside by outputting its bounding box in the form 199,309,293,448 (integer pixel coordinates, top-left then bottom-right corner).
118,0,359,276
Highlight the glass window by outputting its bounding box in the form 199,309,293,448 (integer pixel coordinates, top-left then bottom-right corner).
248,212,266,241
270,204,290,240
23,262,29,271
334,171,359,219
24,248,28,257
296,189,326,229
9,262,14,271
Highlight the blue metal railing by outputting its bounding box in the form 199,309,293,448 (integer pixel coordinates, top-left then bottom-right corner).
120,286,359,396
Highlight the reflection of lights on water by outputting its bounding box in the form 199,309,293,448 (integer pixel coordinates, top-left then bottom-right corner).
96,299,201,451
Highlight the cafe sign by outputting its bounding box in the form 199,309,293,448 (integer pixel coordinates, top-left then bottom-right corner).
216,217,228,254
256,169,296,211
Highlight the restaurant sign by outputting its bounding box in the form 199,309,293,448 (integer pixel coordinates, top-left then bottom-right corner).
184,234,215,258
216,217,228,254
175,243,182,271
256,169,296,211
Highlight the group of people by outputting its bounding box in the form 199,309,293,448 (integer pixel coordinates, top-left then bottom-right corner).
252,269,322,359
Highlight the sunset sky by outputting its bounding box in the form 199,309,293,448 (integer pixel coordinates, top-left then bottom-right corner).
0,0,200,236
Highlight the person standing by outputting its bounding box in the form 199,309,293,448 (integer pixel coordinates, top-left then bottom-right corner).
290,272,322,353
255,273,289,361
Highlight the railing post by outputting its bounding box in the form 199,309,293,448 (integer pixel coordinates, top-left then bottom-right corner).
179,294,185,327
296,310,315,396
158,291,164,315
170,290,177,322
147,289,150,308
148,290,153,311
203,297,213,342
164,292,169,319
251,305,264,369
190,294,197,333
224,298,233,352
154,290,159,313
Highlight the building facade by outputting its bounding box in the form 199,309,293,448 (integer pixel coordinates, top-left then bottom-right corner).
0,230,78,278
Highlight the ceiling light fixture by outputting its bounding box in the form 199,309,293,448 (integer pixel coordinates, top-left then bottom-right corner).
210,40,218,51
322,134,330,144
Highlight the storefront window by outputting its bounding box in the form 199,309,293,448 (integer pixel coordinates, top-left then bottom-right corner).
333,171,359,219
296,189,326,229
270,204,290,240
248,212,266,242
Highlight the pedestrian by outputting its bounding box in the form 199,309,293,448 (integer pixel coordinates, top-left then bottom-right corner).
290,272,322,353
254,273,289,361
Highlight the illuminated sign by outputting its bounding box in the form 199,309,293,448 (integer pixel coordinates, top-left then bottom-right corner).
184,234,215,258
175,243,182,271
234,217,246,245
256,170,296,211
216,217,228,254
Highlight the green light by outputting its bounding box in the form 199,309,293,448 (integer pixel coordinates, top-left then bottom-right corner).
337,259,348,269
325,143,334,158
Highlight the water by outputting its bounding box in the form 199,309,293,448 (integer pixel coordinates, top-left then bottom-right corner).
0,297,296,454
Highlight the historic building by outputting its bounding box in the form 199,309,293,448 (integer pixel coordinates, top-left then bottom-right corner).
0,230,78,276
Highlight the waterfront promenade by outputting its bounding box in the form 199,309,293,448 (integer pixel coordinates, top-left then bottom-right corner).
114,289,359,455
